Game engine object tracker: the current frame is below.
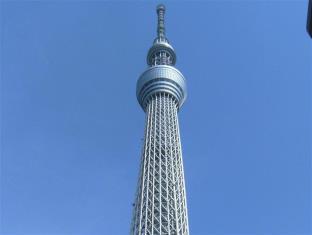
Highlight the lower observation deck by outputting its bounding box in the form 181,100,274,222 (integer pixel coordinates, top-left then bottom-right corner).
136,65,187,111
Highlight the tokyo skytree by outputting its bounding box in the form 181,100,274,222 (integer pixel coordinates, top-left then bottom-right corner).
130,4,189,235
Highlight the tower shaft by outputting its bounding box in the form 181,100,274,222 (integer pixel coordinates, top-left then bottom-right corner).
131,93,189,235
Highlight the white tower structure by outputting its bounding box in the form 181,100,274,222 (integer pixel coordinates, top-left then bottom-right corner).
131,4,189,235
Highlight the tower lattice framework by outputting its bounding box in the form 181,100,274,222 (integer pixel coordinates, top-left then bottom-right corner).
131,5,189,235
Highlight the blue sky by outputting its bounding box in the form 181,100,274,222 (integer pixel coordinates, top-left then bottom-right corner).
1,1,311,235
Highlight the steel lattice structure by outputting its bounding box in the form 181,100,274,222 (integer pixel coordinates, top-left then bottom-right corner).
131,5,189,235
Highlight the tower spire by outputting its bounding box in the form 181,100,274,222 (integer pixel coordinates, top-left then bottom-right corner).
157,4,166,40
147,4,176,66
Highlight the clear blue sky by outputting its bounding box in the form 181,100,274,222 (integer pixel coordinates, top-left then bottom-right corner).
1,1,311,235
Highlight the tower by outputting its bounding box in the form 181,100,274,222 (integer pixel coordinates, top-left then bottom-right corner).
308,0,312,37
131,4,189,235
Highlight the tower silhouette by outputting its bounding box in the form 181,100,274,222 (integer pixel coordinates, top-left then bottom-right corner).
131,4,189,235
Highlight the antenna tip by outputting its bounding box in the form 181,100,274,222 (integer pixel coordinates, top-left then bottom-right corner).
157,4,166,13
